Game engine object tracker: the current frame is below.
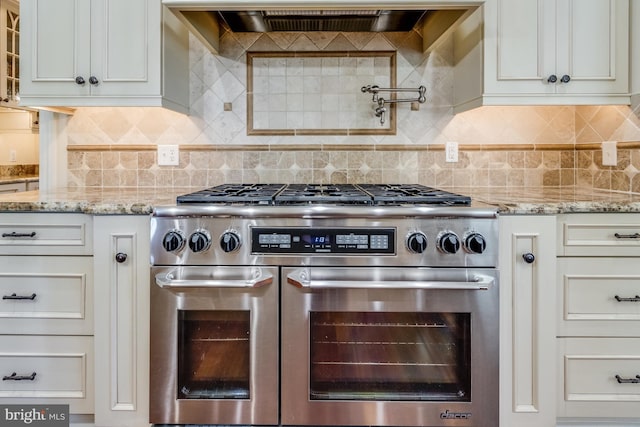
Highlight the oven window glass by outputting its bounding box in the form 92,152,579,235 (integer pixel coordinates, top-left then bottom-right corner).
309,311,471,401
177,310,250,399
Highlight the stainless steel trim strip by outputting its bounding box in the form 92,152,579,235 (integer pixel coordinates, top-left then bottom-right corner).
153,205,498,219
286,267,493,290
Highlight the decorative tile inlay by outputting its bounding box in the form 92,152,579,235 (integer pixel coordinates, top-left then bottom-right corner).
247,51,395,134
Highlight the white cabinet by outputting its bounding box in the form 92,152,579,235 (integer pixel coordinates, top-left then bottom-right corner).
20,0,189,112
0,213,94,414
26,180,39,191
0,180,39,194
0,182,25,194
93,215,149,427
556,213,640,421
499,215,557,427
632,0,640,106
454,0,630,112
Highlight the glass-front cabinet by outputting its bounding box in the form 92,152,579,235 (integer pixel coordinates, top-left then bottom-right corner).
0,0,19,106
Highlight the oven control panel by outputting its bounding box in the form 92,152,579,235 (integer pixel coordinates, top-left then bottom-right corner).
251,227,395,254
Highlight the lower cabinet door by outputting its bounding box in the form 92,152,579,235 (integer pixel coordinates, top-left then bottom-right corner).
558,337,640,419
93,215,149,427
499,216,557,427
0,335,94,414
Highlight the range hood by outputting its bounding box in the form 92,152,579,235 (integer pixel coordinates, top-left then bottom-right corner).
218,10,428,33
163,0,483,53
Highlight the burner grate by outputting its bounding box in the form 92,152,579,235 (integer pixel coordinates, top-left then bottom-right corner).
177,184,471,206
274,184,372,205
357,184,471,206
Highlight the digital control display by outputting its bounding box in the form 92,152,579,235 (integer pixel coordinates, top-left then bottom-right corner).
251,227,395,254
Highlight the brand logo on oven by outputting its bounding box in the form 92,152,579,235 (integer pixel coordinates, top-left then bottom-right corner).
440,410,472,420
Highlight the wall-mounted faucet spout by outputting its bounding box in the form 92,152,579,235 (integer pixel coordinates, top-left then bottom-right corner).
362,85,427,125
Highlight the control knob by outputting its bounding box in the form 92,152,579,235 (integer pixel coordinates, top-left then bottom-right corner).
406,232,428,254
220,231,241,253
464,232,487,254
162,230,185,253
437,231,460,254
188,229,211,253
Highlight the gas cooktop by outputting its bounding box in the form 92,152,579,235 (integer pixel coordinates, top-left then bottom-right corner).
176,184,471,206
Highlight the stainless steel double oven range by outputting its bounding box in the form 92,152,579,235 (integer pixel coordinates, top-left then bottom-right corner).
149,184,499,427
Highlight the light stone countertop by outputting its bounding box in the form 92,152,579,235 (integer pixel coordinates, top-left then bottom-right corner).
0,186,640,215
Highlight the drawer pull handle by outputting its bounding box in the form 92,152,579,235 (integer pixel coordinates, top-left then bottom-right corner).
615,375,640,384
614,232,640,239
2,293,37,300
1,232,36,238
614,295,640,302
2,372,36,381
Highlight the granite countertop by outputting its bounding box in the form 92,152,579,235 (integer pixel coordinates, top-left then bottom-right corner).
0,187,189,214
452,186,640,214
1,186,640,215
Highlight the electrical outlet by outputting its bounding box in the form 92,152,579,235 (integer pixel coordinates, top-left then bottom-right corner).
158,145,179,166
9,150,16,162
445,141,458,163
602,141,617,166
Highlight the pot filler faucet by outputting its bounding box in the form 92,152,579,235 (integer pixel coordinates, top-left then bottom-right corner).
361,85,427,125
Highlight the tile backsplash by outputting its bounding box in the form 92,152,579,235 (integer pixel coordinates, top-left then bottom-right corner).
65,29,640,191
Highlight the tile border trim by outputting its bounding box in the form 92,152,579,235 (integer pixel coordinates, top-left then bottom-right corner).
67,141,640,152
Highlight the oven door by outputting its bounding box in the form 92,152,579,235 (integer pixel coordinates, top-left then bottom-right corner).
281,266,498,427
149,266,278,425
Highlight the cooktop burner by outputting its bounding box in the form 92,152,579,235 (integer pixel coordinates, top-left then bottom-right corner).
177,184,471,206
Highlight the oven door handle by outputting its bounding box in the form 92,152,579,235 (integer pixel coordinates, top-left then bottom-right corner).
155,269,273,289
286,269,493,290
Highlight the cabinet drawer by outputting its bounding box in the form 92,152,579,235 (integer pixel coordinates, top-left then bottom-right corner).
558,338,640,418
557,258,640,337
0,257,93,335
0,182,26,194
0,213,92,255
557,213,640,256
0,335,94,414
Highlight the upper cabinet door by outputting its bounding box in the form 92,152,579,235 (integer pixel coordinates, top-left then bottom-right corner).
454,0,630,112
20,0,91,97
555,0,629,95
19,0,189,111
89,0,161,97
475,0,629,106
484,0,557,95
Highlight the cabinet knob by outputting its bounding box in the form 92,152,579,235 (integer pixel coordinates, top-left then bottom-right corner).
560,74,571,83
547,74,557,83
75,76,86,85
115,252,128,263
89,76,99,85
522,253,535,264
